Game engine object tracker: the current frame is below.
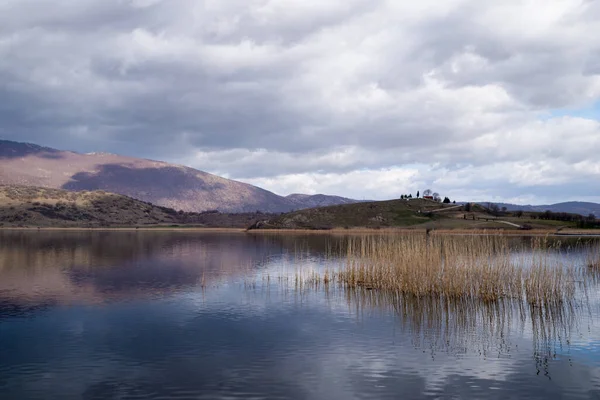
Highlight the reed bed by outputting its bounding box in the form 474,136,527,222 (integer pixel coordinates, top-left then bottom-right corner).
587,245,600,269
337,234,575,305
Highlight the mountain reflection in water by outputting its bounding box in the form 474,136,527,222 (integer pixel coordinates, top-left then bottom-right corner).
1,230,599,399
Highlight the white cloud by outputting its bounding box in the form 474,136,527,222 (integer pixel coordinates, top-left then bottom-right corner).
241,167,420,199
1,0,600,203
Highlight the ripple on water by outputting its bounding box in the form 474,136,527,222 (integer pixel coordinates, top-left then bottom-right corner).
1,231,600,399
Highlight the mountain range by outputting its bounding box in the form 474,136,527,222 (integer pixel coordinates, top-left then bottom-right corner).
2,139,599,216
484,202,600,217
0,140,359,213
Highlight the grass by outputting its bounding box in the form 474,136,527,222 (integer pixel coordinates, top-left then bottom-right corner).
587,245,600,269
250,197,595,231
253,198,457,230
333,234,577,305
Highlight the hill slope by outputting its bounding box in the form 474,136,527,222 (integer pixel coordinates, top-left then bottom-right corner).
248,198,465,229
0,185,182,227
249,199,591,231
0,140,357,213
0,185,280,228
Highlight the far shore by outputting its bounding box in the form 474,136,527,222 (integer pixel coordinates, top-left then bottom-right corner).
3,226,600,237
247,228,600,236
0,226,246,232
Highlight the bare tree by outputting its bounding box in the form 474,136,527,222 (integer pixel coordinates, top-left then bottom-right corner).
588,213,596,222
423,189,432,197
515,210,523,218
489,204,500,216
432,192,441,202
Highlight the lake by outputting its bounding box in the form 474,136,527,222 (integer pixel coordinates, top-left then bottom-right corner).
1,230,600,399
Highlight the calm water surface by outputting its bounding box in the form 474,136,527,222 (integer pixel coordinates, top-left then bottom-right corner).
1,231,600,399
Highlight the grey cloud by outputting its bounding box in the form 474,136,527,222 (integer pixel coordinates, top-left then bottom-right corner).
1,0,599,201
408,2,600,108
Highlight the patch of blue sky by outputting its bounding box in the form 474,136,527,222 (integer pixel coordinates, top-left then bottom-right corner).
540,101,600,121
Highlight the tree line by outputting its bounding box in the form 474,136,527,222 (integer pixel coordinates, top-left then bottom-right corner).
531,210,598,227
485,204,598,228
399,189,453,204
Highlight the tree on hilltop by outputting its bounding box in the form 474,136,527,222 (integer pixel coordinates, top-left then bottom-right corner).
588,213,596,222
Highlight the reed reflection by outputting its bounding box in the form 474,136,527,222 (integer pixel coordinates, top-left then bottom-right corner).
343,288,582,376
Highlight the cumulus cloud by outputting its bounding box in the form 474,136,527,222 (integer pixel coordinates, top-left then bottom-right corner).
1,0,599,203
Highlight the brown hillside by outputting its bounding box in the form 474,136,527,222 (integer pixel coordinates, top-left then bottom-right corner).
0,185,280,228
0,140,357,213
0,185,181,227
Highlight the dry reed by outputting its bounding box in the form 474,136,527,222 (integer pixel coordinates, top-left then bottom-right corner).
337,234,575,305
587,245,600,269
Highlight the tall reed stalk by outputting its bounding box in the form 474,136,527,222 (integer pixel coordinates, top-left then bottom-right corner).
338,234,575,305
587,244,600,269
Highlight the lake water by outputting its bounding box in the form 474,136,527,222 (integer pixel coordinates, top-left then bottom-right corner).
1,231,600,399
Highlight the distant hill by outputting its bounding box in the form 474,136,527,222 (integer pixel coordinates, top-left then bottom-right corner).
285,193,364,209
0,140,358,213
249,199,591,231
482,202,600,217
248,198,464,230
0,185,275,228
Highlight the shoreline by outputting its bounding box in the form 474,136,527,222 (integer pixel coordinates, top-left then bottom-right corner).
3,226,599,236
0,226,247,232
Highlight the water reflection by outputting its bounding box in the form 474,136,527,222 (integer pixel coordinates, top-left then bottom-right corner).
0,231,290,313
0,231,599,399
343,289,584,375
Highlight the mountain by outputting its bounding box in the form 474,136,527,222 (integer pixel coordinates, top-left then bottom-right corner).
0,140,357,213
285,193,363,209
483,202,600,217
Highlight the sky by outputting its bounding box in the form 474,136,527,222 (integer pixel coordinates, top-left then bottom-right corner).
1,0,600,204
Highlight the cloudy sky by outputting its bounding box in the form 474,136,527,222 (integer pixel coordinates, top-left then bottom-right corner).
1,0,600,204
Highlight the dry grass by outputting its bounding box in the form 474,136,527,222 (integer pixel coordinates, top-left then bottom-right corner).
335,234,576,305
246,227,593,236
246,227,425,235
557,229,600,235
587,245,600,269
430,228,556,236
